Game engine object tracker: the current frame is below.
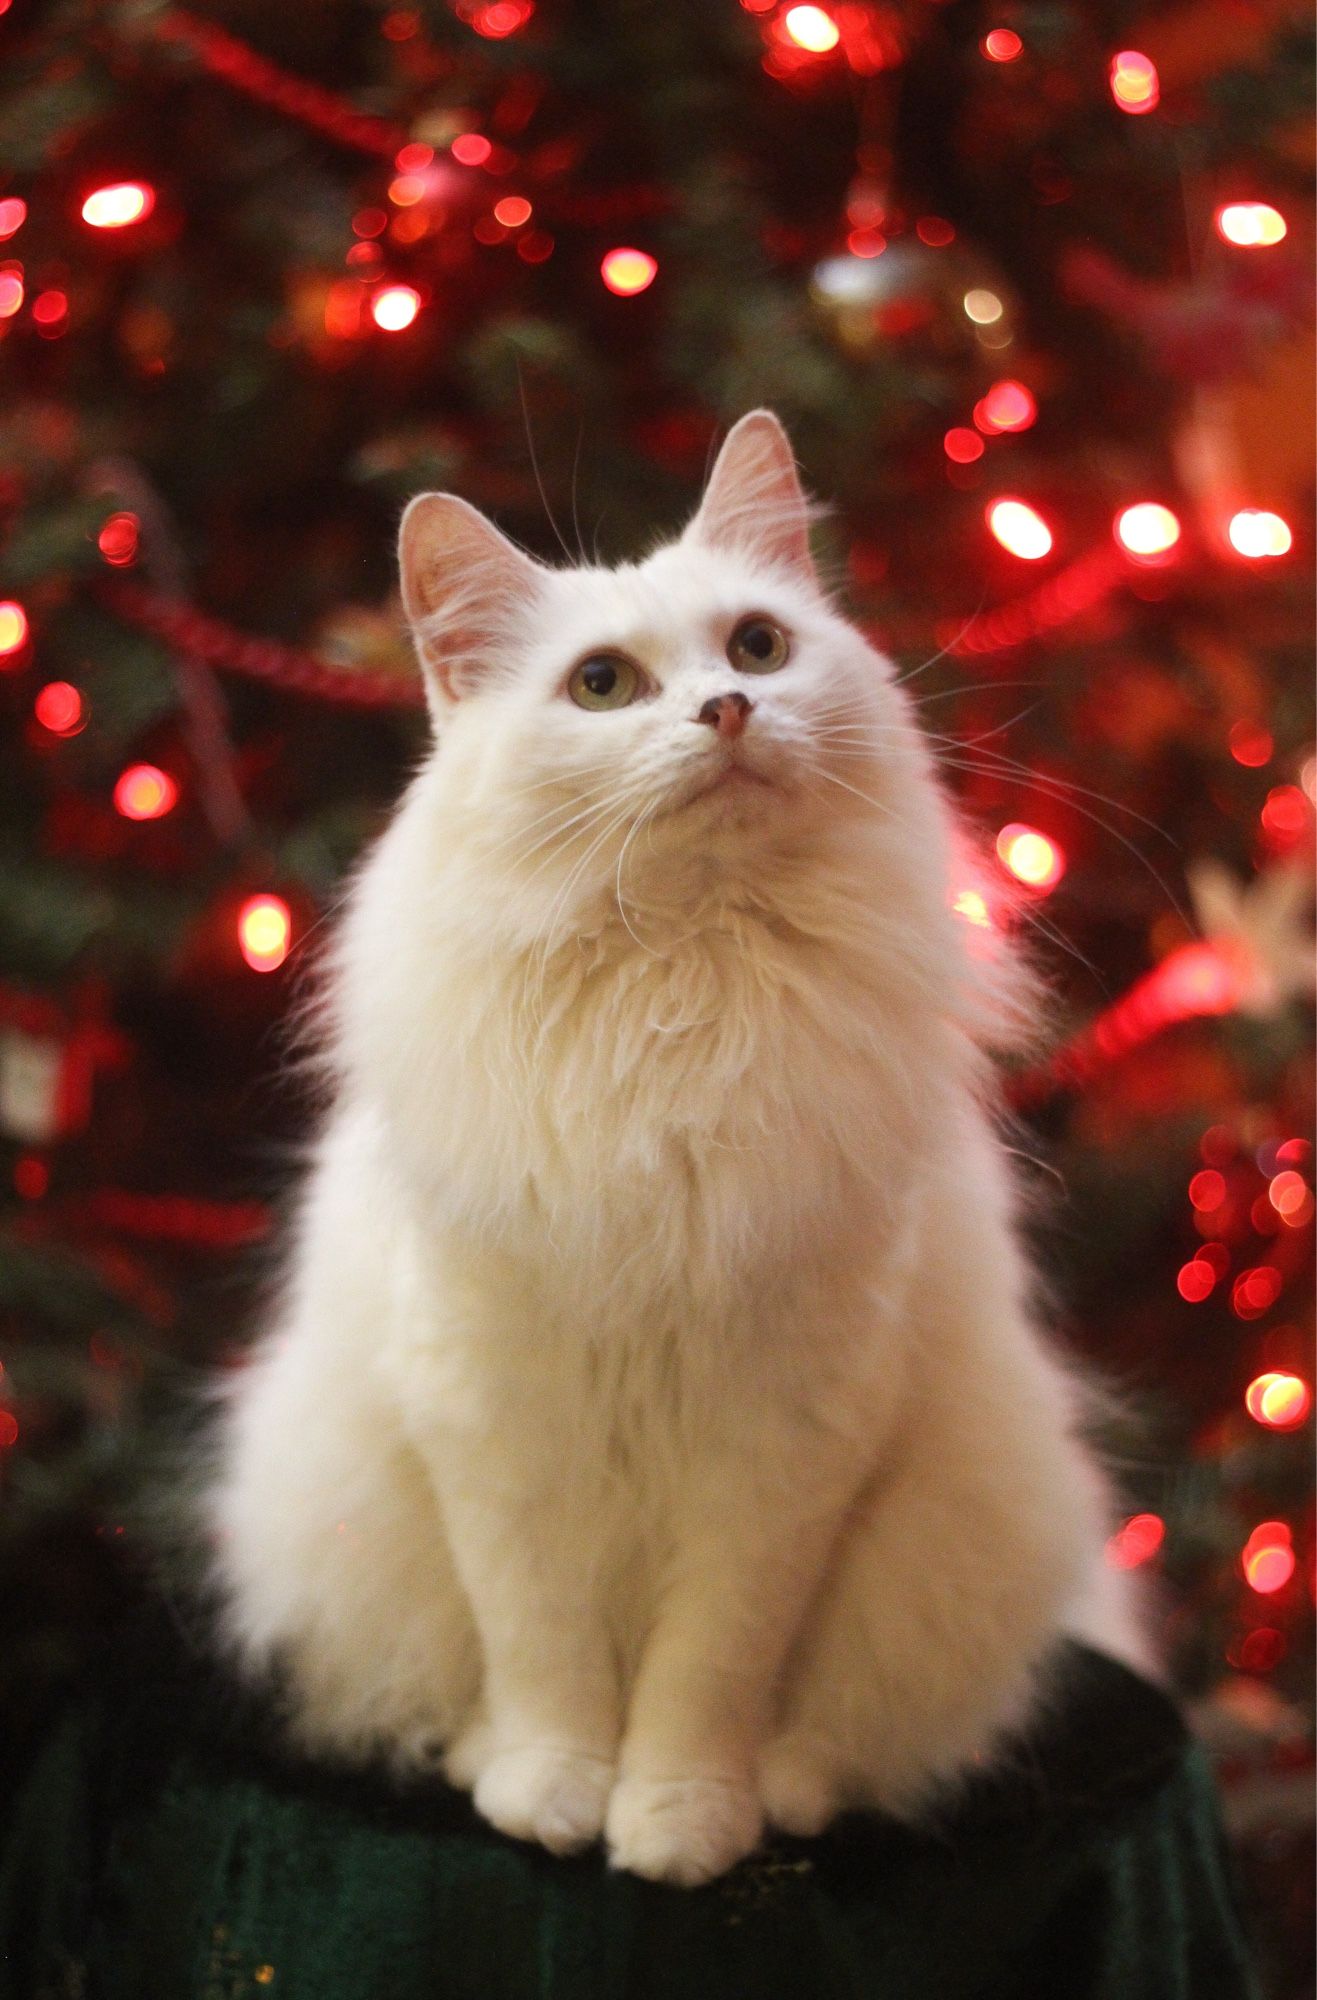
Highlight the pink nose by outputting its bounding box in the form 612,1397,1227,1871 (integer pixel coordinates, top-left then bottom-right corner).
696,691,753,740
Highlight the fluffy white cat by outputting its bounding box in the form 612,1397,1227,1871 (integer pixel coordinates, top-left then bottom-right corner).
207,411,1145,1887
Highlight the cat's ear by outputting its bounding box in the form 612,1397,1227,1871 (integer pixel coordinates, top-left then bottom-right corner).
686,410,816,586
399,493,545,706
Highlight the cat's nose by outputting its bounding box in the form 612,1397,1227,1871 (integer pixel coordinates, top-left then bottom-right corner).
696,691,753,740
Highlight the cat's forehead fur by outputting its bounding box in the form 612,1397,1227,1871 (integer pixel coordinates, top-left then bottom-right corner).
519,537,820,668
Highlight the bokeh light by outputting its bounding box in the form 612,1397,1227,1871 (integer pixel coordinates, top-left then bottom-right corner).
1115,503,1181,558
371,284,421,331
239,894,292,973
1215,203,1286,247
1228,509,1292,558
0,600,29,660
81,182,155,229
1242,1522,1295,1595
981,27,1022,59
97,512,140,567
1244,1372,1311,1431
1109,51,1159,113
0,197,26,239
782,5,840,51
944,427,984,464
34,681,86,737
1106,1513,1164,1569
974,379,1036,433
996,822,1066,889
114,764,178,820
601,247,657,295
963,288,1004,325
987,498,1052,559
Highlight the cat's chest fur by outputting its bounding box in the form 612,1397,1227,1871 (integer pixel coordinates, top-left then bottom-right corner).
347,845,944,1309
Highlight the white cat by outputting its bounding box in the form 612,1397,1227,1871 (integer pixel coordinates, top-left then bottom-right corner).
207,411,1145,1887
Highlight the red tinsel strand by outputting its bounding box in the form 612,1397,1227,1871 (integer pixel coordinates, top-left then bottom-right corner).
947,545,1127,658
149,9,408,160
70,1188,273,1249
103,579,425,709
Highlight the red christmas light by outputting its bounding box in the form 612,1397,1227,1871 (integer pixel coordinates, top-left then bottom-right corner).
1114,503,1180,559
1228,720,1272,767
31,288,68,332
1260,783,1310,848
987,498,1052,560
1228,509,1291,558
0,197,26,239
34,681,86,737
981,27,1022,60
915,216,955,247
1215,203,1286,247
469,0,534,34
0,270,24,318
944,428,984,464
81,182,156,229
1242,1522,1295,1595
974,379,1036,434
1176,1258,1216,1302
601,248,657,296
0,1410,18,1449
1108,51,1159,114
451,133,492,166
1245,1371,1311,1431
0,600,29,661
113,763,178,820
996,823,1065,890
492,196,532,228
370,284,421,331
1106,1512,1164,1569
782,5,840,50
238,894,292,972
98,512,141,567
1232,1265,1282,1320
1188,1169,1225,1212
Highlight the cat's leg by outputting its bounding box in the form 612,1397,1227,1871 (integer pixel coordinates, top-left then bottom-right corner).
760,1311,1109,1835
604,1376,886,1887
390,1299,623,1856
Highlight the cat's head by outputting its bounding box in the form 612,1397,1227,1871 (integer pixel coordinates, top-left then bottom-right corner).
397,411,941,912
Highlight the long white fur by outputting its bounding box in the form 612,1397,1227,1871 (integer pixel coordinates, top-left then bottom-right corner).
207,411,1145,1887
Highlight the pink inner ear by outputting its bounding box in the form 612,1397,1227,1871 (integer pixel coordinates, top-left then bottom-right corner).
399,493,544,701
691,413,815,585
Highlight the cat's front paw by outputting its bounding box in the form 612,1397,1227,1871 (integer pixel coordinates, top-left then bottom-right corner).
606,1774,762,1887
759,1731,841,1838
470,1743,616,1856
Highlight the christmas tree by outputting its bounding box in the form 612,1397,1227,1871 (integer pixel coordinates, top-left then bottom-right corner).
0,0,1311,1988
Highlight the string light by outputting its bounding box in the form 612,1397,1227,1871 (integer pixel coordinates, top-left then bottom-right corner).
1115,502,1181,559
492,195,532,227
1108,51,1159,114
81,182,156,229
0,197,26,239
370,284,421,330
34,681,86,737
98,512,140,566
1227,509,1292,558
1176,1257,1217,1301
31,288,68,333
0,600,29,661
1215,203,1286,247
1242,1521,1295,1595
1188,1169,1225,1211
1227,720,1272,767
974,379,1036,433
916,216,955,247
601,247,657,295
1260,783,1309,847
1106,1513,1164,1568
113,764,178,820
996,822,1066,889
782,5,840,51
963,288,1004,325
451,133,492,166
238,894,292,972
0,271,24,318
1232,1265,1282,1320
1245,1372,1311,1431
944,428,984,464
468,0,534,33
987,498,1053,560
981,28,1022,60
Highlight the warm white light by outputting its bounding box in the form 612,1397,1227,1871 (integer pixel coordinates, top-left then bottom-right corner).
81,182,155,229
1216,203,1286,247
1228,509,1292,558
1115,503,1181,558
987,498,1052,560
371,284,421,331
783,5,840,50
963,288,1004,325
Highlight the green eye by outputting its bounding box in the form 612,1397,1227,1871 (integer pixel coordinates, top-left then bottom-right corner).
727,616,790,674
567,653,642,711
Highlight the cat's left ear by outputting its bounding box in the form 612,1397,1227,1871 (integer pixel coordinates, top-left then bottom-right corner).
686,410,816,586
399,493,545,707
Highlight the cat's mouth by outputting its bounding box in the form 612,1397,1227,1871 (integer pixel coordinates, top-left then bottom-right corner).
686,753,777,807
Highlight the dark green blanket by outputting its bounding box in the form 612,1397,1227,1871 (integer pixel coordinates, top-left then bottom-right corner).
0,1615,1258,2000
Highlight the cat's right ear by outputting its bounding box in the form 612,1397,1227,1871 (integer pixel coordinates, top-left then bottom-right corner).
399,494,545,708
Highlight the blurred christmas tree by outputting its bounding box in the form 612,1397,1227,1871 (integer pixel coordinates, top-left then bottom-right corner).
0,0,1312,1987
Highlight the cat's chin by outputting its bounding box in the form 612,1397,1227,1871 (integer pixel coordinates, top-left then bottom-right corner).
679,760,780,819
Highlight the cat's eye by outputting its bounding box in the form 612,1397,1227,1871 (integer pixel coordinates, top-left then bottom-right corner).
567,653,643,711
727,615,790,675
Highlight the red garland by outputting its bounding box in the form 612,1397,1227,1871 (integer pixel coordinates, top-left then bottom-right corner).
944,546,1127,659
103,578,425,710
149,8,408,160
